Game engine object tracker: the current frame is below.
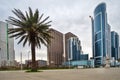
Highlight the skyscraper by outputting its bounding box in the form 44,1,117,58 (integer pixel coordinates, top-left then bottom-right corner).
0,21,15,67
93,3,111,67
67,37,82,61
106,24,111,58
47,29,79,67
111,31,119,60
65,32,76,62
47,28,63,67
89,16,94,59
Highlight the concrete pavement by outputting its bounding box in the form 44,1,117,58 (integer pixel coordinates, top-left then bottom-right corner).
0,68,120,80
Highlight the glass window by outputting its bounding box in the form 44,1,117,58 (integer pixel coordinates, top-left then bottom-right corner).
95,41,102,57
94,14,101,32
95,32,101,41
95,58,102,65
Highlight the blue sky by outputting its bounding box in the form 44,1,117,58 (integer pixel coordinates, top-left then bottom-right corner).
0,0,120,62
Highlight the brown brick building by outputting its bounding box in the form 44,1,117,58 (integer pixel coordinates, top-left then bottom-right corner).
47,29,63,67
47,29,77,67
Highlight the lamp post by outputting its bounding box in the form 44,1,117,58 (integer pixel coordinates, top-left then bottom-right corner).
20,52,23,70
28,51,30,68
28,51,30,61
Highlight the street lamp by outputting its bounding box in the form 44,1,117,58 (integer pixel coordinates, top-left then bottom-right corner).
28,51,30,61
28,51,30,68
20,52,23,70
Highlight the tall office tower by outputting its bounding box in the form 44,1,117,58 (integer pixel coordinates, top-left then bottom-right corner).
93,3,111,67
0,21,15,67
106,24,111,58
111,31,119,60
47,28,63,67
65,32,76,62
89,16,94,59
67,37,82,61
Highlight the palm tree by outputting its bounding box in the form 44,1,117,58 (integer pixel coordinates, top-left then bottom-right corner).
6,7,52,71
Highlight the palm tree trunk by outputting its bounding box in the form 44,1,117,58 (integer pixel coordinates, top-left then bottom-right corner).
31,42,37,71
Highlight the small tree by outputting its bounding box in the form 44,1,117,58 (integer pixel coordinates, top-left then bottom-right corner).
118,58,120,62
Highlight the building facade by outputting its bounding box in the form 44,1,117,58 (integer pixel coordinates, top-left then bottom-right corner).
65,32,77,62
111,31,119,60
0,21,15,67
93,3,111,67
47,29,63,67
25,60,47,68
89,16,95,59
67,37,82,61
80,54,89,60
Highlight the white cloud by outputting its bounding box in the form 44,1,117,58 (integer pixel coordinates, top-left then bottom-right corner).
0,0,120,62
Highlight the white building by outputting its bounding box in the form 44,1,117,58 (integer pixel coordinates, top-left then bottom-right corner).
0,21,15,67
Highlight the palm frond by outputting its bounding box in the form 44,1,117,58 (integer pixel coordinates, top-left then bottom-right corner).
33,9,39,23
38,13,43,22
8,28,23,34
6,17,25,27
17,35,26,44
39,16,50,25
6,7,52,47
29,7,33,19
12,9,26,21
23,35,29,46
44,21,52,25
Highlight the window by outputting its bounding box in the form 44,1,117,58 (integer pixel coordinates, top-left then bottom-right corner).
94,13,101,33
95,32,101,41
95,41,102,57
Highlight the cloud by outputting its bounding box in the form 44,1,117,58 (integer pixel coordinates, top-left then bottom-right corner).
0,0,120,62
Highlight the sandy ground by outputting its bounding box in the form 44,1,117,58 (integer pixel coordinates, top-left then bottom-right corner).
0,68,120,80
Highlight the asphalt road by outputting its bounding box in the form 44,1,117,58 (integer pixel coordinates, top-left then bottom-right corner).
0,68,120,80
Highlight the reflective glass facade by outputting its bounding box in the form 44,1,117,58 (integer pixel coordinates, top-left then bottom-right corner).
80,54,88,60
67,37,81,61
63,60,94,68
93,3,111,67
111,31,119,60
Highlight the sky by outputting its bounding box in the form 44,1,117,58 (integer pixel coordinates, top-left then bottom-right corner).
0,0,120,62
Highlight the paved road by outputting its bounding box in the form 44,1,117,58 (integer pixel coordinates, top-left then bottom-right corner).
0,68,120,80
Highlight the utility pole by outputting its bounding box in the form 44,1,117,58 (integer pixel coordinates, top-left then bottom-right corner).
28,51,30,68
28,51,30,61
20,52,23,70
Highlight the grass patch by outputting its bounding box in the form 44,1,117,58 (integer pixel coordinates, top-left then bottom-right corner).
25,69,43,73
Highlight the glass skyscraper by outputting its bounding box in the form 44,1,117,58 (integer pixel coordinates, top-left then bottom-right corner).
111,31,119,60
93,3,111,67
67,37,82,61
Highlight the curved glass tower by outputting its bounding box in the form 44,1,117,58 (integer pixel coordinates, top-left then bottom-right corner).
111,31,119,60
93,3,111,67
